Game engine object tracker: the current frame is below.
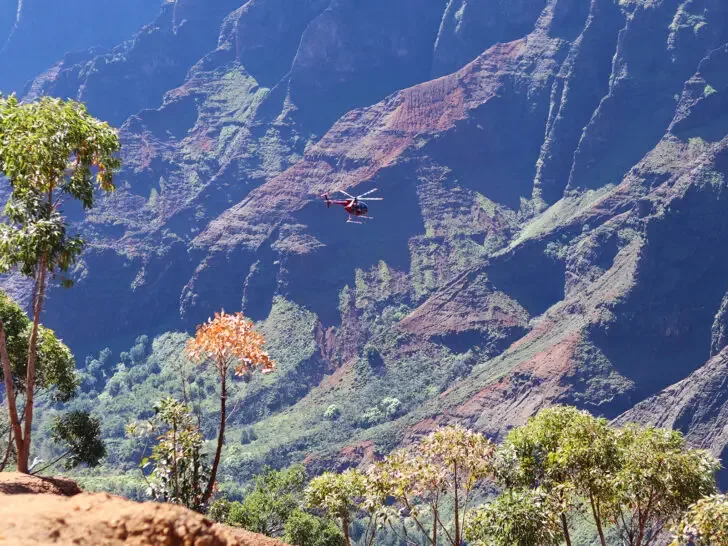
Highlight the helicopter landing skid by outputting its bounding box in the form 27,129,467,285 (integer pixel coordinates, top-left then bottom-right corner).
347,215,374,224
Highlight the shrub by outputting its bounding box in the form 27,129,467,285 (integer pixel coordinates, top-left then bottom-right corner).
324,405,341,420
283,508,346,546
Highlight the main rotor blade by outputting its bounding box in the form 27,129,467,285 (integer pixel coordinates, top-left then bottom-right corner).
337,190,355,199
357,188,379,199
359,198,383,201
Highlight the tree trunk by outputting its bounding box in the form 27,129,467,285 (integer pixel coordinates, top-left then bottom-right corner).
636,513,646,546
589,493,607,546
0,319,24,471
343,513,351,546
172,421,179,502
20,257,46,474
561,512,573,546
453,462,460,545
203,370,226,505
432,514,437,546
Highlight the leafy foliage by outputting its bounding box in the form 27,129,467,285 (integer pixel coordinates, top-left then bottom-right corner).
48,410,106,470
283,508,346,546
0,95,120,276
226,465,307,536
608,426,719,546
324,405,341,420
127,397,210,512
671,494,728,546
306,469,371,546
209,465,344,545
465,488,563,546
185,311,275,377
497,406,618,545
485,407,719,546
0,290,77,401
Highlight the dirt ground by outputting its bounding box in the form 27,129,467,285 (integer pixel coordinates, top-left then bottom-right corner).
0,473,287,546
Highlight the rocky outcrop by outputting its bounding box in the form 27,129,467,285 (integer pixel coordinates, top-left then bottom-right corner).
0,472,82,496
0,474,286,546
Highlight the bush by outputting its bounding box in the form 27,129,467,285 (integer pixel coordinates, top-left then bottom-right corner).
324,405,341,421
208,498,231,523
359,406,384,428
283,508,345,546
379,397,400,418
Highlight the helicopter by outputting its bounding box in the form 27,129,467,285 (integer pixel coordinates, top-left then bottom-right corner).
321,188,383,224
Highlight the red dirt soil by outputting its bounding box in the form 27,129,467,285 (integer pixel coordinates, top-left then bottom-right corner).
0,473,287,546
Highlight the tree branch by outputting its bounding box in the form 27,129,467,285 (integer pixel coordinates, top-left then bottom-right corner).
31,449,70,475
402,496,435,546
433,503,455,545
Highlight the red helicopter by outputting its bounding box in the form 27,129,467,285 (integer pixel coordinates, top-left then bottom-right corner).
321,188,383,223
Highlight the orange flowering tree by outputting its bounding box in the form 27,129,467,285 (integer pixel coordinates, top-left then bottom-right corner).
185,311,275,505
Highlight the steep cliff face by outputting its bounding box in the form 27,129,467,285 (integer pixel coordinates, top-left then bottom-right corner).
5,0,728,478
0,0,163,94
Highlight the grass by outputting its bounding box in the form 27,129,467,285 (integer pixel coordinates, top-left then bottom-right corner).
511,187,612,248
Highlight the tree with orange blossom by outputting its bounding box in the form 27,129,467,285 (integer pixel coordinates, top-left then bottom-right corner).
185,311,274,505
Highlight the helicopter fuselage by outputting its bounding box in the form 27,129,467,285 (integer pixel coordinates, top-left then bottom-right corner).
327,198,368,216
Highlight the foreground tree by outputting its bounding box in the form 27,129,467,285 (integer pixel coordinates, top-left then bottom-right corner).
492,407,718,546
0,291,77,401
0,95,120,473
368,425,495,546
671,494,728,546
498,406,618,546
607,426,718,546
184,311,274,505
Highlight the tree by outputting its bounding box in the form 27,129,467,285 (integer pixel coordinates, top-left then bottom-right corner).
368,425,495,546
0,95,120,473
306,469,371,546
0,291,77,401
227,465,308,536
671,494,728,546
184,310,274,505
498,406,618,546
464,488,563,546
607,426,718,546
127,397,210,512
33,410,106,474
552,409,619,546
0,290,78,472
